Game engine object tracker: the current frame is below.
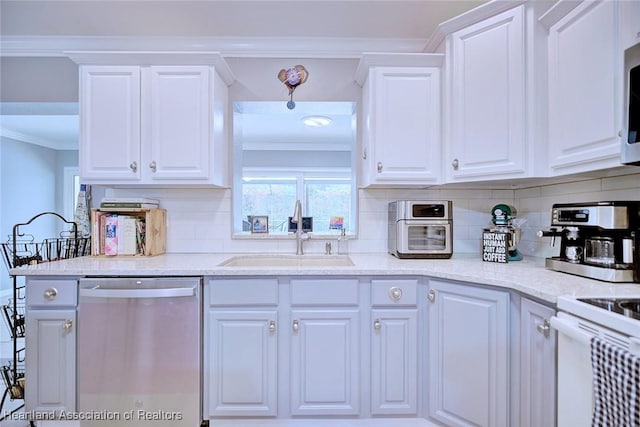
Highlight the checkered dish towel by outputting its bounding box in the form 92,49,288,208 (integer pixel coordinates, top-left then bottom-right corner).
591,336,640,427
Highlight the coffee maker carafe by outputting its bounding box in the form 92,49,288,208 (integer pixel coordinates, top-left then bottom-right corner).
537,201,640,282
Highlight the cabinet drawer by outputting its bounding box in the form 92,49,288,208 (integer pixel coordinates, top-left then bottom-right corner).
290,279,359,306
26,279,78,307
208,279,278,306
371,279,418,306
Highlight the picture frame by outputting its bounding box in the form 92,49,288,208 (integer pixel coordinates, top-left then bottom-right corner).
250,215,269,233
288,216,313,233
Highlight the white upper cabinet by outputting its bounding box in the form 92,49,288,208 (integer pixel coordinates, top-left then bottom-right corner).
356,54,443,187
79,66,141,182
74,52,234,187
543,0,622,175
445,4,545,182
620,0,640,50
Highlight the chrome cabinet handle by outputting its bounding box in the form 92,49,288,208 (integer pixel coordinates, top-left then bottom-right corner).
63,319,73,333
269,320,276,334
427,289,436,303
452,158,459,170
149,161,157,172
292,320,299,333
388,287,402,301
373,319,381,331
129,161,138,172
43,287,58,301
377,162,383,173
362,148,367,160
537,319,550,338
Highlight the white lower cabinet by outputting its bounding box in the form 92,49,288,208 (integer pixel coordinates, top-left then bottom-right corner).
290,309,360,415
289,278,361,416
427,279,509,427
370,309,418,415
207,310,278,416
25,278,77,415
370,279,419,416
203,275,553,427
205,278,279,418
519,297,556,427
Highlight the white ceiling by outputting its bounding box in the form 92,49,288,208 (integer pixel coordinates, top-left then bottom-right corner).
0,0,488,150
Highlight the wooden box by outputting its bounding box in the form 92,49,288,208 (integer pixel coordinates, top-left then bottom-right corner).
90,208,166,256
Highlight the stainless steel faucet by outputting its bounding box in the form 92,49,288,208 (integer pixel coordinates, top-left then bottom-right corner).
292,199,309,255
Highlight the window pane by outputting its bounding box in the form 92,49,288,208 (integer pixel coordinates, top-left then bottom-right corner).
242,181,297,232
305,179,352,232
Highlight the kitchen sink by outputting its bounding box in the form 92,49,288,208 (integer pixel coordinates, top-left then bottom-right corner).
218,254,354,267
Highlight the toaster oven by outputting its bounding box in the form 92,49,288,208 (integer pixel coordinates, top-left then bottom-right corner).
388,200,453,259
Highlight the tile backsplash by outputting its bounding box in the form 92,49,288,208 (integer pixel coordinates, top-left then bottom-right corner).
103,172,640,259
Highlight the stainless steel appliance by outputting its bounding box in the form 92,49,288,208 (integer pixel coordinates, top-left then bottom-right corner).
551,296,640,427
388,200,453,259
538,201,640,282
78,277,201,426
622,42,640,165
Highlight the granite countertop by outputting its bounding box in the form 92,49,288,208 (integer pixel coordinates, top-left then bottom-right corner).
10,252,640,304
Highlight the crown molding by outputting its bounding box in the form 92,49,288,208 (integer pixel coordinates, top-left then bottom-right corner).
1,35,429,60
0,127,77,151
65,50,236,85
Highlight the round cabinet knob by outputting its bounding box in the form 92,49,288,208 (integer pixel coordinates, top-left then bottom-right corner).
373,319,381,331
129,161,138,172
63,319,73,333
388,287,403,302
149,161,157,173
451,158,459,170
268,320,276,334
43,287,58,301
377,162,383,173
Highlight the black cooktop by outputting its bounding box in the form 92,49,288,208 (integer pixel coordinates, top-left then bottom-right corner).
578,298,640,320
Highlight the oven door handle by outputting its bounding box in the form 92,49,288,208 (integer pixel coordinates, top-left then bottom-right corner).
550,316,593,345
80,286,196,299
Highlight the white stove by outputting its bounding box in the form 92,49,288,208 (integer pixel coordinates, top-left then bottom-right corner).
556,295,640,338
552,295,640,427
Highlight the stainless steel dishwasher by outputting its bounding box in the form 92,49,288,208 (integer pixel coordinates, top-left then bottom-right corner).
78,277,201,426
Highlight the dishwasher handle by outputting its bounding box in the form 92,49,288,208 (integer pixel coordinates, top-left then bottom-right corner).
550,315,593,345
80,286,196,299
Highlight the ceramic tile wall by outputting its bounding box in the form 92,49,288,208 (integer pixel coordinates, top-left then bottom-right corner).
103,172,640,258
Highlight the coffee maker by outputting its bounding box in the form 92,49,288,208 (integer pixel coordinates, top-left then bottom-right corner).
537,201,640,282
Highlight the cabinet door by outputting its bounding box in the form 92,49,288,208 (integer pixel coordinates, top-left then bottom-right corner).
547,0,621,174
290,309,360,416
207,310,278,416
427,280,509,427
447,6,526,180
25,310,76,414
147,66,211,181
79,65,141,182
371,309,418,415
621,0,640,50
520,298,556,427
362,67,441,186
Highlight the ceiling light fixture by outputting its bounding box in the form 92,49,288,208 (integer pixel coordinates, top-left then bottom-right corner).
302,116,332,127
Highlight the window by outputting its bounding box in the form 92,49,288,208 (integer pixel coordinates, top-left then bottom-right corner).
233,101,356,236
63,166,80,221
240,175,352,234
